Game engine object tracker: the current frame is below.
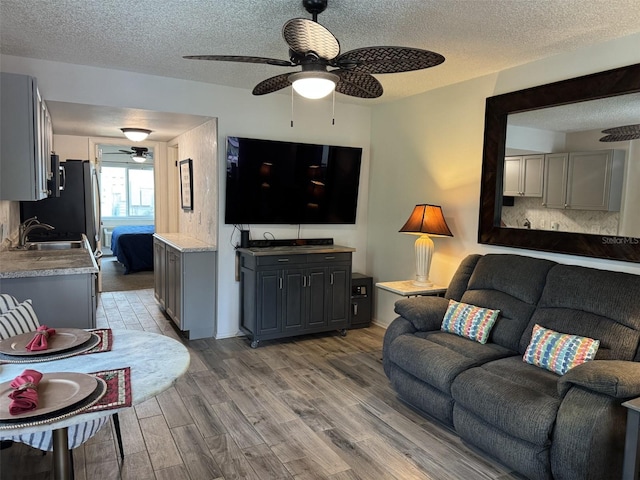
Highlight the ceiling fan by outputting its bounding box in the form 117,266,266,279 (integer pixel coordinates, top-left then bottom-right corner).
599,124,640,142
183,0,445,100
116,147,152,162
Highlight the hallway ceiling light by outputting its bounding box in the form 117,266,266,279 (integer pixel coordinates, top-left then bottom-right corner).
121,128,152,142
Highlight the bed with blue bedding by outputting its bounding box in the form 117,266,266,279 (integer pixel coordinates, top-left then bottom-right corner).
110,225,155,274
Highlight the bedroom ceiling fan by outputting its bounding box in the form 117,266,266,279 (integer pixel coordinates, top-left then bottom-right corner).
117,146,152,162
183,0,445,100
599,124,640,142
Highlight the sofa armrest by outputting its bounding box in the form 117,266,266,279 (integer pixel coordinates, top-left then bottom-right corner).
558,360,640,398
394,296,450,332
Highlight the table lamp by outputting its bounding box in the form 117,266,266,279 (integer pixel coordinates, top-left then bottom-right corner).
399,204,453,286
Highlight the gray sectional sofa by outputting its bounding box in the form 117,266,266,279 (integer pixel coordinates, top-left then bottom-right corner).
383,253,640,480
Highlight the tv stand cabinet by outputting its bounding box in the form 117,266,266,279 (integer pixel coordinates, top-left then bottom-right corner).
238,245,354,348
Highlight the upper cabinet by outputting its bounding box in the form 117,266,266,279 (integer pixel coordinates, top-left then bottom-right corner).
542,150,625,211
503,155,544,197
0,73,52,200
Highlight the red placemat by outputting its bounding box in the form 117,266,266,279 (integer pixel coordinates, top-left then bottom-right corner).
82,329,113,355
85,367,131,413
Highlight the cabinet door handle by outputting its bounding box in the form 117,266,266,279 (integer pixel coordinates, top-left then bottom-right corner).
307,275,311,287
279,277,283,289
302,275,306,287
352,303,358,315
330,273,334,285
277,258,289,262
325,256,335,260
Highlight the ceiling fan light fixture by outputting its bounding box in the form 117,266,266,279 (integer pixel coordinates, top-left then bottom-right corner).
131,154,146,163
121,128,152,142
290,71,339,99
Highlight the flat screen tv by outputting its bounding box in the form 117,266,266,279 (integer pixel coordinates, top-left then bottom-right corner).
225,136,363,225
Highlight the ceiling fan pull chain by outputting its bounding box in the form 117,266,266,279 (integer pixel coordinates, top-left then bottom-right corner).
332,89,335,125
291,88,294,127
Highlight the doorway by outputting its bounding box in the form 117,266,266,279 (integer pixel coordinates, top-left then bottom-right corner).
98,144,156,292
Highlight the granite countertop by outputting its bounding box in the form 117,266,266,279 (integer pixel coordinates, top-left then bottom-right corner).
153,233,216,252
0,237,99,279
237,245,355,256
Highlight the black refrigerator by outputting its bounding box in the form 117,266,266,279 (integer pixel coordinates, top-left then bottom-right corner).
20,159,101,253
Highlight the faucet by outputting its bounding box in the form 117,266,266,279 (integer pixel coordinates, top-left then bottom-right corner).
18,217,55,248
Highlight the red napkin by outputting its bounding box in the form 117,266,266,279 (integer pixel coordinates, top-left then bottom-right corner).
25,325,56,351
8,369,43,415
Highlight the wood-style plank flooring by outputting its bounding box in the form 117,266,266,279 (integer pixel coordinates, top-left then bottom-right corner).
1,288,522,479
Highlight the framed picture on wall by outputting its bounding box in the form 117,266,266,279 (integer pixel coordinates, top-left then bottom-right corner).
179,158,193,211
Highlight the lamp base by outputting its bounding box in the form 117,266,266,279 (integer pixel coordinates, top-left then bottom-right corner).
412,278,434,287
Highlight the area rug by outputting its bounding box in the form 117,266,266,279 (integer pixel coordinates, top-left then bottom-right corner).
101,257,154,292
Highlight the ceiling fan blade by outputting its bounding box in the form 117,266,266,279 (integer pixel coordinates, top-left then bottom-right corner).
334,70,383,99
252,73,292,95
335,47,445,74
118,150,133,154
283,18,340,60
601,124,640,135
599,133,640,142
183,55,294,67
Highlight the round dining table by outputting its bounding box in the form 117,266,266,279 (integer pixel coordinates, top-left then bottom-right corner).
0,329,190,480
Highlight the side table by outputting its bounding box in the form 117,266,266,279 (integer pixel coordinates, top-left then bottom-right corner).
376,280,446,297
622,397,640,479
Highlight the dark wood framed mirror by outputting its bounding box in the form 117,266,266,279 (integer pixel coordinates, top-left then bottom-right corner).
478,63,640,263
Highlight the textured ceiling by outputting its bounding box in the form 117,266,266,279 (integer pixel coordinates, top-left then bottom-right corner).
2,0,640,104
2,1,640,139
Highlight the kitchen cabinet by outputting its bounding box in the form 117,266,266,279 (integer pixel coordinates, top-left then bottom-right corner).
503,155,544,197
542,150,625,211
0,72,53,200
153,234,216,339
153,238,166,308
1,273,96,329
239,247,353,348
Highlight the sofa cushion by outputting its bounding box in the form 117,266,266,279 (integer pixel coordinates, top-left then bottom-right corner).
387,332,515,394
441,300,499,344
523,324,599,375
519,264,640,360
451,356,561,446
460,254,556,352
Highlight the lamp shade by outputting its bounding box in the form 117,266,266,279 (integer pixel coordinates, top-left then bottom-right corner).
399,204,453,237
290,71,339,99
121,128,152,142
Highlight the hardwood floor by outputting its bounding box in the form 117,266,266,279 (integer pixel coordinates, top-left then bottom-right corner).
1,289,522,480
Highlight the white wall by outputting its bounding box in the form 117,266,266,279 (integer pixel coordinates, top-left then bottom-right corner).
0,54,372,339
369,32,640,327
169,119,218,246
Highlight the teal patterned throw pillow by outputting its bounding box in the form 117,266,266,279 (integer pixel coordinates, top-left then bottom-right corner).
523,324,599,375
441,300,500,344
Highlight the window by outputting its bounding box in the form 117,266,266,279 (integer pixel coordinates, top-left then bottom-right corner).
101,163,154,219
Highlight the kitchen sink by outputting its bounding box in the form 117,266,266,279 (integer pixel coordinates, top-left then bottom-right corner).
23,241,85,251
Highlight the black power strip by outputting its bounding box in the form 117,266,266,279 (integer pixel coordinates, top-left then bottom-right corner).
248,238,334,248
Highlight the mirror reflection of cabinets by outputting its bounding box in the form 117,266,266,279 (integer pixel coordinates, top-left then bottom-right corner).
542,150,624,211
503,155,543,197
479,62,640,263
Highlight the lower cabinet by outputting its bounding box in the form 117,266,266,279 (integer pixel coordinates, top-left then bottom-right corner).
239,250,352,348
153,236,216,339
1,273,96,329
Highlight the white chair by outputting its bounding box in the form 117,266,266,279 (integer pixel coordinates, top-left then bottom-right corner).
0,294,124,458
